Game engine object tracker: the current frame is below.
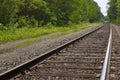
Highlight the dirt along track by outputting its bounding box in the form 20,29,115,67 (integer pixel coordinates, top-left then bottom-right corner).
109,24,120,80
10,23,110,80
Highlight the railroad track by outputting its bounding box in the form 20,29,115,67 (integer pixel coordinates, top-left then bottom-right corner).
0,23,118,80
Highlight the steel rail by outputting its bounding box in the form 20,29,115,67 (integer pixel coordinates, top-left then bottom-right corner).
0,25,103,80
100,24,112,80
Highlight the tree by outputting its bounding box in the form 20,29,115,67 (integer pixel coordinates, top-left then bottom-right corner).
116,0,120,23
0,0,103,28
45,0,102,25
108,0,117,21
0,0,19,25
18,0,51,26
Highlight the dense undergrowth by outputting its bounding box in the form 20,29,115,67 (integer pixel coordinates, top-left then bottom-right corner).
0,23,101,44
0,0,103,44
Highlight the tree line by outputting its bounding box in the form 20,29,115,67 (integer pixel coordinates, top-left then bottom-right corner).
108,0,120,24
0,0,103,30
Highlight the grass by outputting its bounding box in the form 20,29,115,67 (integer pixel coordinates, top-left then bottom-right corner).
0,22,101,44
0,32,68,54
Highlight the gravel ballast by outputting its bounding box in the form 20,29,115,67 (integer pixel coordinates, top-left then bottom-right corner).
0,26,102,73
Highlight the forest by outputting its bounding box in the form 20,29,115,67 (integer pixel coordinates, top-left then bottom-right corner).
0,0,103,29
108,0,120,24
0,0,103,44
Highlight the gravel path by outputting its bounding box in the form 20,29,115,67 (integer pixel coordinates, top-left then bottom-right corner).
112,24,120,37
0,32,58,53
0,26,101,74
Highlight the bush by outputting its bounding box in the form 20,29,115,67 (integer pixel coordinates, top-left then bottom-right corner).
0,23,8,30
17,16,29,28
29,17,39,27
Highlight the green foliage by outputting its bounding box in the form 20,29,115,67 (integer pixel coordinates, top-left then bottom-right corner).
17,16,29,28
45,0,102,25
0,0,102,28
108,0,120,24
86,0,102,22
18,0,51,26
0,0,103,44
0,0,19,25
116,0,120,23
0,23,8,30
0,23,101,44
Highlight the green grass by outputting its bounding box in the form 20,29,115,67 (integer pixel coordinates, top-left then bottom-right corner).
0,22,101,44
17,32,67,47
0,32,69,54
